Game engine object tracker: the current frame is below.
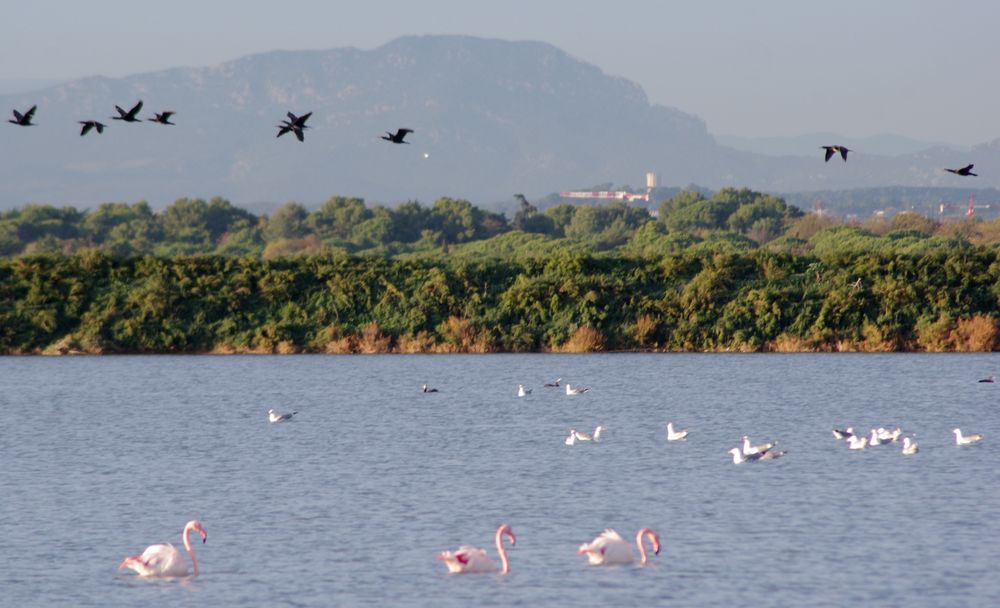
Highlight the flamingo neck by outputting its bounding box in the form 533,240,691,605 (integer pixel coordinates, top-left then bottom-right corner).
495,524,514,575
183,522,200,577
636,528,660,566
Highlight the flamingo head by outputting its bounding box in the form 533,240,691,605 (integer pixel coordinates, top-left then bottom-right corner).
497,523,515,547
118,555,142,570
186,520,207,543
576,543,592,555
646,530,661,555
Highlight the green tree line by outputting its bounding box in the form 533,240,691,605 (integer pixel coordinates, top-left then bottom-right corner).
3,248,1000,354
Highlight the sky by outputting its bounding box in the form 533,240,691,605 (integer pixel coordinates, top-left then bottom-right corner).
3,0,998,145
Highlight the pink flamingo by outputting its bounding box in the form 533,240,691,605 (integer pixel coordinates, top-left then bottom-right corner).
119,520,207,577
437,523,516,575
577,528,661,566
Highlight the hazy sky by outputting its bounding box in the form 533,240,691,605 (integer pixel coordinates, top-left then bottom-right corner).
4,0,998,144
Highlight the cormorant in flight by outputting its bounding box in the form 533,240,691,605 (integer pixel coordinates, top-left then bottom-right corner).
381,128,413,144
149,111,175,125
78,120,105,136
276,111,312,142
820,145,850,162
112,100,144,123
8,105,37,126
945,164,977,177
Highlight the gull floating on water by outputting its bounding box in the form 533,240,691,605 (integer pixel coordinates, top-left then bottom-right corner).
954,428,984,446
741,436,775,456
566,384,591,396
876,427,902,443
978,376,995,383
268,409,296,423
832,427,854,440
867,429,885,447
544,378,562,387
666,422,689,441
901,437,919,455
847,435,869,450
729,447,785,464
517,384,532,397
422,384,439,393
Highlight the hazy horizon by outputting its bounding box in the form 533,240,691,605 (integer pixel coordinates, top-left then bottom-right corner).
4,0,999,146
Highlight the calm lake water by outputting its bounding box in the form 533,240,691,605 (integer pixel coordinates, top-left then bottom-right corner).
2,353,999,607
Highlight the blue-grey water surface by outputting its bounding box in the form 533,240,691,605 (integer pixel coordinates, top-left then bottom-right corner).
2,353,999,607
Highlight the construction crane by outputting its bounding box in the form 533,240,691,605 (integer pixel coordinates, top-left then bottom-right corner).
939,194,993,218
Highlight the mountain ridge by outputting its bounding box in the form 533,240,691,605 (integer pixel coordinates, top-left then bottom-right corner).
1,35,997,212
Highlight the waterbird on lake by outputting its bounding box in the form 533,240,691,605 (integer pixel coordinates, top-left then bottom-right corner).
517,384,532,397
593,425,607,442
276,111,311,142
543,378,562,387
944,164,977,177
148,111,175,125
847,435,869,450
876,427,902,443
267,408,296,423
577,528,660,566
565,384,590,396
565,430,577,445
954,428,984,445
437,523,515,575
821,145,850,162
119,520,206,578
8,105,36,126
666,422,689,441
978,375,995,383
832,427,855,440
741,435,776,455
729,447,785,464
381,127,413,144
868,429,885,447
421,383,438,393
78,120,105,136
902,437,919,455
112,100,143,123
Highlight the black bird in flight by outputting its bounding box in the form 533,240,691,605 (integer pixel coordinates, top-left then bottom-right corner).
945,164,978,177
276,111,312,142
148,111,175,125
112,100,143,122
8,105,37,126
381,128,414,144
821,145,850,162
78,120,105,136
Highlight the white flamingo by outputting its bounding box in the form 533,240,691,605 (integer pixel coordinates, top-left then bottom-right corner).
119,520,207,577
577,528,660,566
666,422,689,441
437,524,515,575
954,428,984,445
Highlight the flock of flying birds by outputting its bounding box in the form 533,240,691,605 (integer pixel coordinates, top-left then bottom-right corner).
6,101,414,145
819,143,978,177
4,103,981,177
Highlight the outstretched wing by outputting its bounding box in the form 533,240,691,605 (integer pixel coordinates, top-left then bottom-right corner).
12,110,23,122
276,125,291,138
839,147,849,161
128,100,143,118
823,147,834,162
79,122,92,136
295,112,312,127
293,127,305,142
963,164,975,172
24,105,37,121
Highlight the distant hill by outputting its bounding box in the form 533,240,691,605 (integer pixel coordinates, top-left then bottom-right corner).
1,35,998,213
